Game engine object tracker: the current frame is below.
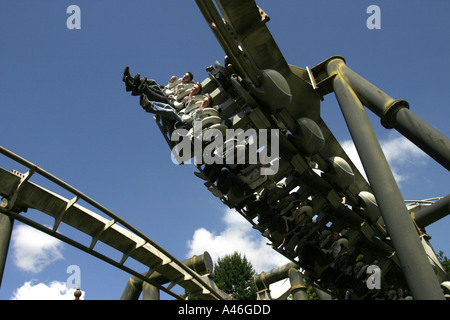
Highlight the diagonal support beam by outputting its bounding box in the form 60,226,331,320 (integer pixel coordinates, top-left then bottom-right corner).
336,61,450,171
325,57,444,300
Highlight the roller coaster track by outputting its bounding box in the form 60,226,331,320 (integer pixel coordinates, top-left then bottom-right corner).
152,0,450,299
1,0,448,300
0,146,228,300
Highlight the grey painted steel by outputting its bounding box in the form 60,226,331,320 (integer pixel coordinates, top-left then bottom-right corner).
121,277,160,300
254,262,298,291
326,58,445,300
142,283,160,300
0,213,14,288
120,276,144,300
414,195,450,228
121,252,213,300
197,0,446,299
0,146,226,300
313,286,333,300
338,64,450,171
288,268,308,300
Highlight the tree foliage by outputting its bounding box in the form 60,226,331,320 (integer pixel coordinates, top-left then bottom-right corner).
438,251,450,273
213,252,258,300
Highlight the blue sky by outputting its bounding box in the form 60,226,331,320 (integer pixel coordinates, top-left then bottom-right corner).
0,1,448,300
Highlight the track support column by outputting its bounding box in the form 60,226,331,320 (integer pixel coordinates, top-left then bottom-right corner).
326,57,444,300
0,211,14,288
288,268,308,300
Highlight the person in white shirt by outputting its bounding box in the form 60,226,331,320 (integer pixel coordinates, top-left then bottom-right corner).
138,85,211,128
123,66,194,102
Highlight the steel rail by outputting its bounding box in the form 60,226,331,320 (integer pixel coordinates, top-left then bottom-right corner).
0,145,225,300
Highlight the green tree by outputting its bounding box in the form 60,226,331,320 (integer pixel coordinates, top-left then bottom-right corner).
304,276,318,300
213,252,258,300
438,251,450,273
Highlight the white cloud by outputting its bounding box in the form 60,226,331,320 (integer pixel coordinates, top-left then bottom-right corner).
11,280,84,300
12,224,64,273
381,134,427,165
187,208,290,273
186,208,292,298
341,134,427,184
